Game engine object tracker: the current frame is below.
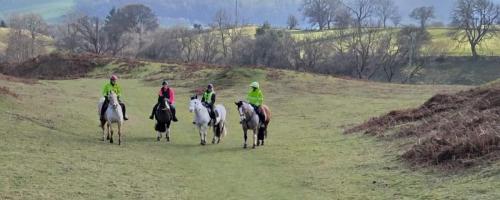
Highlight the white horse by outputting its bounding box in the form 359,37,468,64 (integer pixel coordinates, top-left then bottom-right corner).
189,95,227,145
97,91,124,145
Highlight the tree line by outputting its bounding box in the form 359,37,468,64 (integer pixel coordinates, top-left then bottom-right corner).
1,0,499,83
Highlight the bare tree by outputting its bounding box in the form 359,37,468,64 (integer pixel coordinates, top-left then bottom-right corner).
374,0,399,28
450,0,500,59
212,9,232,60
73,16,107,54
410,6,435,29
334,5,352,28
287,14,299,30
201,31,220,63
301,0,330,30
23,14,48,57
346,0,375,28
6,13,47,63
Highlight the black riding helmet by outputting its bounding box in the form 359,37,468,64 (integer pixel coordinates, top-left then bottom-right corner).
162,80,168,86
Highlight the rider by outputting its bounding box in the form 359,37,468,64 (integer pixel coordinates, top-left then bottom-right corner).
201,84,217,124
100,75,128,121
247,81,265,127
149,80,178,122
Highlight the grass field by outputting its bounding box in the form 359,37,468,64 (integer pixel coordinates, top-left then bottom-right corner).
3,63,500,199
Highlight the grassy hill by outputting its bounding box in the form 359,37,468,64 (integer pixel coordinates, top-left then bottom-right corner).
6,61,500,199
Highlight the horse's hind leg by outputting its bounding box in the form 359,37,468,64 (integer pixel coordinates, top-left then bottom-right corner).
212,126,217,144
252,129,257,149
166,128,171,142
118,123,122,145
109,124,114,144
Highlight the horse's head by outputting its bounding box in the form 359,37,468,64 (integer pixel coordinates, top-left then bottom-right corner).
189,95,200,113
235,100,251,122
108,91,119,109
159,97,170,111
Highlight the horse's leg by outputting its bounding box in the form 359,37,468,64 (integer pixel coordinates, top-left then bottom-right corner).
219,122,226,144
109,123,114,144
253,128,257,149
212,125,217,144
107,123,111,143
202,125,207,145
199,126,204,145
118,123,122,145
100,121,106,141
166,127,170,142
157,131,161,141
262,127,267,146
243,129,248,148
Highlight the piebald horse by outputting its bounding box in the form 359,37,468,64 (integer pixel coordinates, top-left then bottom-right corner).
189,95,227,145
235,101,271,149
97,91,124,145
154,97,172,142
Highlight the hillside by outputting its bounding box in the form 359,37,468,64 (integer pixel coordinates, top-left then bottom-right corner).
6,58,500,199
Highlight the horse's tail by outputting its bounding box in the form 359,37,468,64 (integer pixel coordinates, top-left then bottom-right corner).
222,122,227,137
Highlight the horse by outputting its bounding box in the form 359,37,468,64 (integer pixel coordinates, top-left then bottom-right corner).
189,95,227,145
154,97,172,142
235,101,271,149
97,91,124,145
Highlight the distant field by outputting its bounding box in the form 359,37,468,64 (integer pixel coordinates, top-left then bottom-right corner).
0,28,8,53
286,28,500,57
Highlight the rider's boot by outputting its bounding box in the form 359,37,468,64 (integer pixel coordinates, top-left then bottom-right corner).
171,106,178,122
121,103,128,121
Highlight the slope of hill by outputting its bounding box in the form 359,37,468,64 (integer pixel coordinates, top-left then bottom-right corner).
6,59,500,199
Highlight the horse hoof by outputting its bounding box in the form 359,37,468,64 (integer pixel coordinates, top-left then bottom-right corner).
243,144,247,148
157,137,160,142
212,139,216,144
252,145,256,149
166,137,170,142
110,139,114,144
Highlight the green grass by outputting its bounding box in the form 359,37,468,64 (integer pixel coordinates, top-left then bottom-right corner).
4,64,500,199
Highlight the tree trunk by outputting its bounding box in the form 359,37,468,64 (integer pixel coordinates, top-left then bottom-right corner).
471,43,479,60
